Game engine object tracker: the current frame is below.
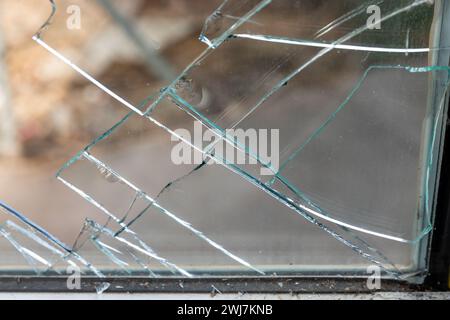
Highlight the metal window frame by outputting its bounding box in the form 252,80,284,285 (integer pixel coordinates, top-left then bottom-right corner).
1,1,450,295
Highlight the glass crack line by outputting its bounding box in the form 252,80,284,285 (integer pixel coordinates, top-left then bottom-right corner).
0,226,53,272
199,0,272,49
232,34,432,53
32,37,144,116
72,111,402,273
34,0,56,39
155,1,433,178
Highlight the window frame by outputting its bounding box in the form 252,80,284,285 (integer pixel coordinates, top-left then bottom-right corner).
1,0,450,294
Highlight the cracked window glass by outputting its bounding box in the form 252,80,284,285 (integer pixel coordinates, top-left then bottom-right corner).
1,0,450,292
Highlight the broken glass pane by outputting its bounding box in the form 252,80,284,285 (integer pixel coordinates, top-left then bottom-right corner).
1,0,449,288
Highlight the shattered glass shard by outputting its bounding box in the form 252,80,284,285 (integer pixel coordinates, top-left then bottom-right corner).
0,201,103,278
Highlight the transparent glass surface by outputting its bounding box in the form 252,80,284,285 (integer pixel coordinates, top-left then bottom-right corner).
1,0,450,287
